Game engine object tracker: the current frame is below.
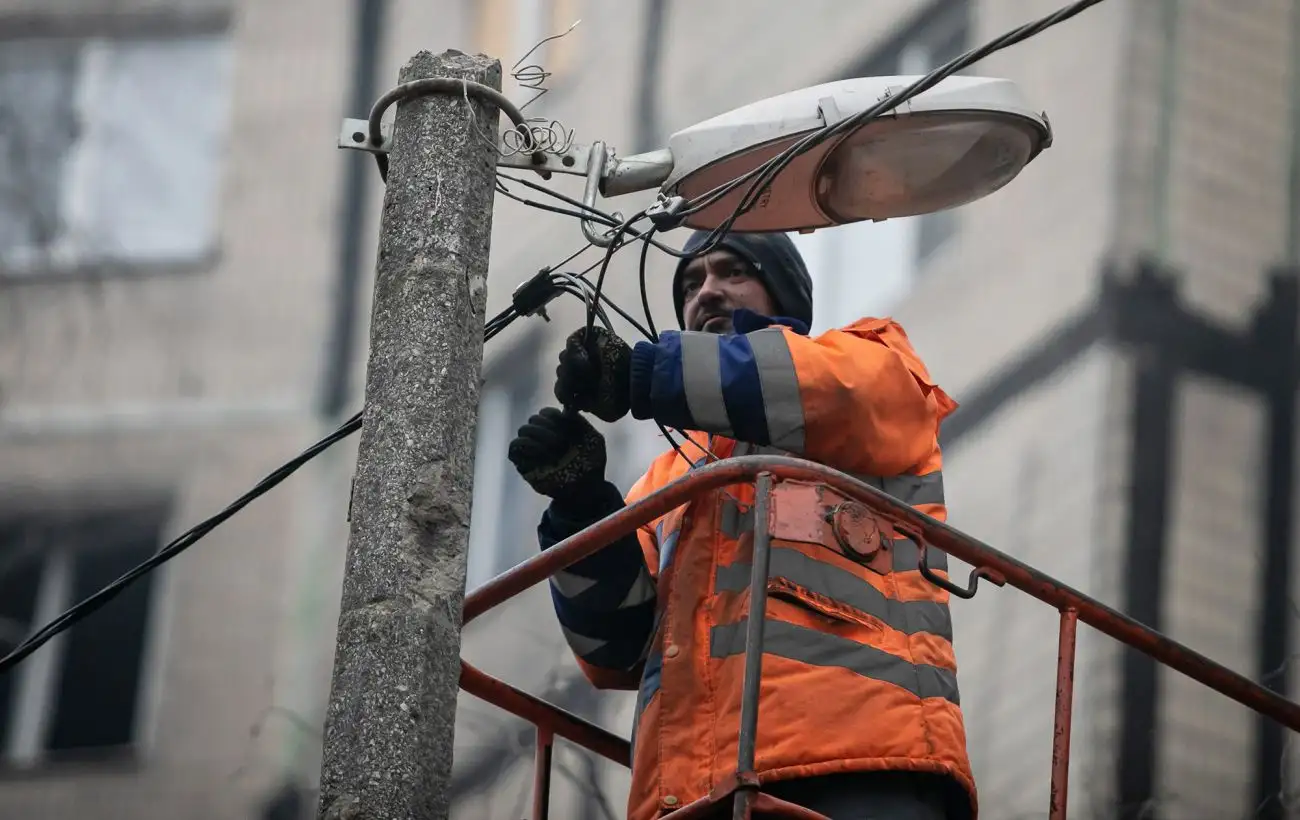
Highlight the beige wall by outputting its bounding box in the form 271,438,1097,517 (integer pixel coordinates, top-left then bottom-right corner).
941,346,1124,817
1116,2,1298,817
1114,0,1296,329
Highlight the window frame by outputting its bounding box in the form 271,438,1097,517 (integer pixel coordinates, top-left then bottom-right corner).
0,503,170,771
0,8,233,283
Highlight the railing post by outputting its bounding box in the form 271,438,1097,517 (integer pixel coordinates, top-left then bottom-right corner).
733,473,775,820
533,726,554,820
1050,608,1079,820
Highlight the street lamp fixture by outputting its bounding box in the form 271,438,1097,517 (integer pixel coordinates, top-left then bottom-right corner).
341,73,1052,237
600,74,1052,234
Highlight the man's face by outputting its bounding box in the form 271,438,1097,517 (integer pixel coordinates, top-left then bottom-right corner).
680,249,777,334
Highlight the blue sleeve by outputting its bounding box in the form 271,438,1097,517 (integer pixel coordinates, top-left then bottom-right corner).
539,481,657,673
627,310,809,444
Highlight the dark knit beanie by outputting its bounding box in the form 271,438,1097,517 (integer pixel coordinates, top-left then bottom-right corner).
671,230,814,329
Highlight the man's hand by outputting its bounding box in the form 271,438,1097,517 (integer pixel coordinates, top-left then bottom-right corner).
508,407,607,500
554,327,632,422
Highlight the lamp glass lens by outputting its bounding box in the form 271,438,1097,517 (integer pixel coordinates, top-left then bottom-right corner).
814,114,1038,222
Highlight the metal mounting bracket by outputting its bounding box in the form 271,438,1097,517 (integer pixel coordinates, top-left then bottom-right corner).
337,116,597,179
338,117,390,154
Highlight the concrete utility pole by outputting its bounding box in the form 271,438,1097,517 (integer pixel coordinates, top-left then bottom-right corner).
317,50,501,820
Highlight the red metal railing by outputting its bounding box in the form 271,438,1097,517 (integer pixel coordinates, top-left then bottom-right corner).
459,455,1300,819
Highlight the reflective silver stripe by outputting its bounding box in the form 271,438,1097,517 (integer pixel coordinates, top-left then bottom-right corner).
550,570,599,599
680,332,733,436
715,547,952,640
720,496,754,538
620,572,657,607
747,328,806,452
892,538,949,573
553,567,655,607
561,625,608,659
844,471,943,508
710,619,960,704
854,473,885,492
881,472,945,506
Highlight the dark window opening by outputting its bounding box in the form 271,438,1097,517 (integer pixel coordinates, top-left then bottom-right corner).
0,508,165,766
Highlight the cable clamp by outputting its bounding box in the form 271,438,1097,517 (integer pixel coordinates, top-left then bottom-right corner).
511,268,565,321
646,195,687,231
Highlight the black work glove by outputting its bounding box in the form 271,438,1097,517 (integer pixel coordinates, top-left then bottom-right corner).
507,407,607,500
554,326,632,423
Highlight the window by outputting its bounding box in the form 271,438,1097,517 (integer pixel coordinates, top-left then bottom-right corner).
465,335,542,590
788,0,970,332
0,509,164,767
0,32,234,275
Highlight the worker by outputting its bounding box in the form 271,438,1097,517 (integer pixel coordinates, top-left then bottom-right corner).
507,229,975,820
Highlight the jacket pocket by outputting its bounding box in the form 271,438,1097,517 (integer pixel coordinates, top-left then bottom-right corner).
766,574,884,632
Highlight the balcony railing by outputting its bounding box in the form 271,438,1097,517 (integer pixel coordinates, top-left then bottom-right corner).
459,455,1300,819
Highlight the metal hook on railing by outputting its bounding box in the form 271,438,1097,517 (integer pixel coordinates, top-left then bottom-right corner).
912,531,1006,600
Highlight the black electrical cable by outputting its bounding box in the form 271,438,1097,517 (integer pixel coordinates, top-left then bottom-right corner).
546,241,595,273
496,175,619,226
551,271,654,341
583,211,648,336
485,186,657,340
494,181,613,225
656,422,696,466
555,280,614,330
0,249,635,677
0,409,367,676
0,301,519,675
496,173,680,256
491,179,665,342
637,224,659,342
593,288,655,342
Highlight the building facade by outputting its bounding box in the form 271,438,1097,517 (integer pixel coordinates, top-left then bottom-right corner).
1,0,1298,819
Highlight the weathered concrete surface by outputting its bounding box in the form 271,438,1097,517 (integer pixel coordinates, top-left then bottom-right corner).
316,50,500,820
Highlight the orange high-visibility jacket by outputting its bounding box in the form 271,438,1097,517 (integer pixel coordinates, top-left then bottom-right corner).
541,315,975,819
